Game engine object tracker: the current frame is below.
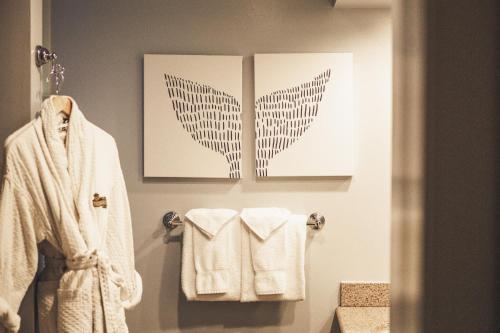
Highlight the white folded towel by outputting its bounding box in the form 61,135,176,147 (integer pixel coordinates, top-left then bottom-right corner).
181,208,241,301
240,208,307,302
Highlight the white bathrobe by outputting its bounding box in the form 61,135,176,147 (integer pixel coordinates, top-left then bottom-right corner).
0,97,142,333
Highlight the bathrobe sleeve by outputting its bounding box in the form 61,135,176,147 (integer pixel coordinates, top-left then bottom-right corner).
105,144,142,310
0,172,40,333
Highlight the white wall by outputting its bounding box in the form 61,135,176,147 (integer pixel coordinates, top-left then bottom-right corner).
52,1,392,332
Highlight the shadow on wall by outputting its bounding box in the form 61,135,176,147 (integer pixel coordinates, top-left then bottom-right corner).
176,298,295,329
141,175,352,193
327,312,341,333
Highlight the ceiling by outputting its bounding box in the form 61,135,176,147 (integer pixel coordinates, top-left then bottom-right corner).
335,0,392,8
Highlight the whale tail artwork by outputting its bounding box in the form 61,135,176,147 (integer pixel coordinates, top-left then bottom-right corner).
164,74,242,178
255,69,332,177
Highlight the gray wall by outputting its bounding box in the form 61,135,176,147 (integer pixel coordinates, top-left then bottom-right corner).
0,2,36,332
0,0,31,165
51,1,392,332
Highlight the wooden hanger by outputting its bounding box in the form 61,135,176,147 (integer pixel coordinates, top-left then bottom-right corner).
52,95,72,116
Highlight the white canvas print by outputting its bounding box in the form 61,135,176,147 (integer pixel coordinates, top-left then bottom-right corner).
254,53,356,177
144,54,242,178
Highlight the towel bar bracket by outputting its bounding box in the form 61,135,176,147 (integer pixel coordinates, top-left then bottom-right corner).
307,212,325,230
162,211,325,232
162,211,183,230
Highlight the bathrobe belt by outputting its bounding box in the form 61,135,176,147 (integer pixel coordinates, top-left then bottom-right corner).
45,251,121,333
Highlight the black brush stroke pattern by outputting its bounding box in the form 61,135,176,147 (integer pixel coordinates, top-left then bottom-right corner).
255,69,332,177
164,74,242,178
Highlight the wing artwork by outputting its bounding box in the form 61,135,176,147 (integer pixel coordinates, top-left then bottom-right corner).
164,74,242,178
255,69,332,177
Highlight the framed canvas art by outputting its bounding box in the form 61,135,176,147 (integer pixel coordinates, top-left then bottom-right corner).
144,54,242,178
254,53,356,177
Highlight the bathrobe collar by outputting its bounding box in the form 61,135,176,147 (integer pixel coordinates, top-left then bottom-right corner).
38,96,97,256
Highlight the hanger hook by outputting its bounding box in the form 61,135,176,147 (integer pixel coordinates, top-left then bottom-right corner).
47,60,65,95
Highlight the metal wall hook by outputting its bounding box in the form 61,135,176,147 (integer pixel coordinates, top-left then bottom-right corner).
162,211,326,232
35,45,57,67
36,45,65,95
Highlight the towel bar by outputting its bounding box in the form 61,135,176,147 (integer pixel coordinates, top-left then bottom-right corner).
162,211,325,232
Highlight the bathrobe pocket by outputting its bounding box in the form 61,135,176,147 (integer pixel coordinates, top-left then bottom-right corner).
37,280,59,333
56,287,93,332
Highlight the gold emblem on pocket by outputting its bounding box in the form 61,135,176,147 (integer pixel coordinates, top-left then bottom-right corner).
92,193,107,208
